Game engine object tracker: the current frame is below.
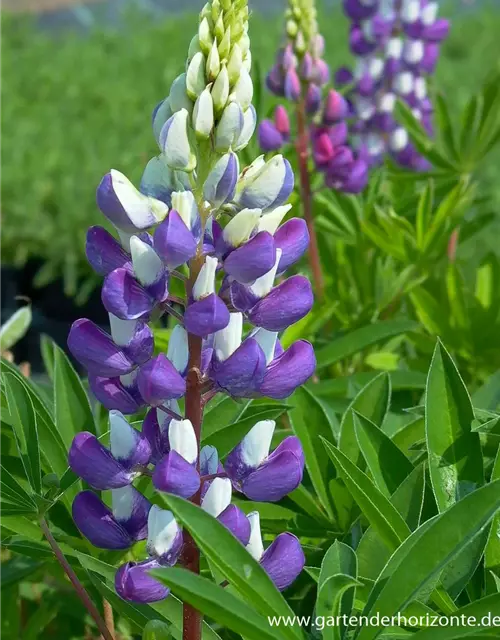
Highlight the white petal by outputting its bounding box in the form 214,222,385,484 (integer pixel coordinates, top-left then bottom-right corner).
130,236,164,286
169,419,198,464
109,314,137,346
414,77,427,100
171,190,198,231
240,420,275,467
386,37,403,59
202,477,232,517
390,128,409,151
246,511,264,561
111,170,168,228
251,328,278,365
257,204,292,235
214,312,243,361
421,2,438,25
147,505,180,557
109,411,137,460
192,256,218,300
167,325,189,373
112,486,136,522
222,208,261,247
200,445,219,475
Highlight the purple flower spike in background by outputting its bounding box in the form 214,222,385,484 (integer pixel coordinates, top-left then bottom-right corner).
340,0,449,169
65,0,314,614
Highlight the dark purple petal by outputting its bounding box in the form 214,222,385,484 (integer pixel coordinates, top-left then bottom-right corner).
420,43,439,73
212,338,266,397
241,437,304,502
248,276,313,331
113,485,152,540
337,157,369,193
275,218,309,274
229,280,260,313
260,533,305,591
86,226,132,277
329,122,348,147
299,52,313,80
102,269,154,320
154,210,197,269
218,505,251,545
68,432,133,489
224,232,276,284
335,66,354,87
68,319,135,377
343,0,378,21
123,321,154,365
115,560,169,603
349,25,377,56
88,374,144,414
72,491,132,549
266,67,285,97
423,18,449,43
258,121,284,152
184,294,230,337
110,411,152,468
260,340,316,399
142,407,171,465
137,355,187,407
153,451,201,499
284,67,301,102
305,84,322,115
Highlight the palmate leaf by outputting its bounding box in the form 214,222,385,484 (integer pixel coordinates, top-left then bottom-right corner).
157,493,303,640
354,480,500,640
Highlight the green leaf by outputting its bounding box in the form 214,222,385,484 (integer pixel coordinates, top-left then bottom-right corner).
158,493,303,640
354,412,414,497
1,556,44,589
143,620,174,640
40,334,55,380
318,541,358,640
425,340,484,512
322,438,410,550
408,594,500,640
20,600,58,640
288,386,336,520
315,320,418,370
152,567,289,640
339,373,391,464
0,306,32,351
357,465,426,581
3,373,41,495
317,574,361,640
202,396,250,440
485,446,500,575
355,480,500,640
54,343,95,447
0,464,37,511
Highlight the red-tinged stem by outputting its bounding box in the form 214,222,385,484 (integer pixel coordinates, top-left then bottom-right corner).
295,96,325,301
182,254,204,640
39,518,114,640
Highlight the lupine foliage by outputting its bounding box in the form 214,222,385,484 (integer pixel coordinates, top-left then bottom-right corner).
3,1,500,639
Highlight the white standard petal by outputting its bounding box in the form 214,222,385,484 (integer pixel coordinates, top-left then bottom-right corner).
167,325,189,373
200,445,219,475
130,236,164,286
109,410,138,460
147,506,180,557
251,328,278,365
111,485,136,522
246,511,264,561
192,256,218,300
109,314,138,347
169,419,198,464
201,477,232,517
111,169,168,228
240,420,275,468
222,208,261,247
171,190,198,230
213,312,242,362
250,248,282,299
389,128,409,152
257,204,292,235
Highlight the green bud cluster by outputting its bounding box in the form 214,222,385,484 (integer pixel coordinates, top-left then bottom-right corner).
285,0,320,58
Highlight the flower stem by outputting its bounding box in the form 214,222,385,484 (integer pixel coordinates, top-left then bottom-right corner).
102,600,115,640
295,96,325,301
39,518,114,640
182,255,205,640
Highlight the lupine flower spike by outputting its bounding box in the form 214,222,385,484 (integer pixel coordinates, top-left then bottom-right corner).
338,0,449,169
260,0,369,300
66,0,315,619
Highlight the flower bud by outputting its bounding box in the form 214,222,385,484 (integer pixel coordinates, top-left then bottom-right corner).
203,152,239,207
186,52,207,100
169,73,193,114
212,64,230,113
218,26,231,59
227,43,243,86
167,325,189,374
258,120,284,153
129,236,164,287
192,255,218,300
229,67,253,111
215,102,244,151
198,17,213,55
192,88,214,139
160,109,197,173
222,208,261,248
284,67,301,102
236,155,294,212
206,39,221,82
146,506,183,564
152,98,173,147
233,105,257,151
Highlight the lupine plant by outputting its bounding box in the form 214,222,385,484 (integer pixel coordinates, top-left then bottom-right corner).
61,0,315,637
258,0,369,301
337,0,449,170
